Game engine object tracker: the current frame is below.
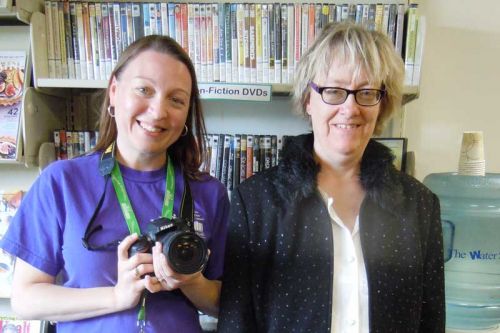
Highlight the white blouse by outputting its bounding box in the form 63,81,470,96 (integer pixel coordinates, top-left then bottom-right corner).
321,193,370,333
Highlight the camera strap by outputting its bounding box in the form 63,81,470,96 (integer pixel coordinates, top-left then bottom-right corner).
84,143,195,332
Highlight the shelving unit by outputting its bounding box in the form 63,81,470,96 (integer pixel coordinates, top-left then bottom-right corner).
7,0,423,167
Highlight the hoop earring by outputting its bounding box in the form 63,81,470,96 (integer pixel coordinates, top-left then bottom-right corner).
107,106,115,118
181,125,188,137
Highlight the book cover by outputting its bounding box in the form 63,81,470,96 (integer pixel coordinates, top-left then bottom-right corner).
227,136,234,192
193,4,201,78
220,134,231,187
252,134,260,174
274,4,281,84
0,51,26,162
181,4,189,52
403,4,419,86
230,4,238,82
112,3,122,59
281,4,288,84
268,4,275,83
175,4,183,47
394,4,406,57
187,4,195,63
132,3,143,42
218,3,226,82
63,1,75,79
0,191,23,298
160,3,168,37
126,3,134,46
211,3,219,82
236,4,245,83
101,3,112,78
57,1,69,79
249,4,256,83
215,133,224,180
200,4,207,82
142,3,150,37
0,316,43,333
224,3,232,82
69,3,81,79
82,2,94,80
246,135,253,179
287,4,295,82
412,16,426,87
233,134,240,188
155,4,162,37
206,4,214,83
209,133,218,178
239,134,247,183
89,3,100,80
51,1,62,78
294,4,301,74
261,4,269,84
255,4,262,83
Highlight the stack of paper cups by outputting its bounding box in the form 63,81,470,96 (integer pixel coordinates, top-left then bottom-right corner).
458,131,485,176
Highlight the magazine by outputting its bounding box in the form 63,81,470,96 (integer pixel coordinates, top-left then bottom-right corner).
0,317,43,333
0,191,23,298
0,51,26,162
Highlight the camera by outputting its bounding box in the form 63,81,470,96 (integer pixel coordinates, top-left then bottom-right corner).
129,216,208,275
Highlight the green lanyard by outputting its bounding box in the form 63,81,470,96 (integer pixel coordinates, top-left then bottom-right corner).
111,155,175,234
110,154,175,332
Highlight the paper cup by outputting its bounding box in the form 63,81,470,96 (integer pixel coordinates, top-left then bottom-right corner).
458,131,485,176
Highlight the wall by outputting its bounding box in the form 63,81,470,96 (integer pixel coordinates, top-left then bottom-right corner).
404,0,500,180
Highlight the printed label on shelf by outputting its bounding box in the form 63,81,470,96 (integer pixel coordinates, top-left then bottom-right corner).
199,83,271,102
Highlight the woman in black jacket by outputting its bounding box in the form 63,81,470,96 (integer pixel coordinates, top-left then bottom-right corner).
218,22,445,333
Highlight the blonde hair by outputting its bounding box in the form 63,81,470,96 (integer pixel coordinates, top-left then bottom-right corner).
293,22,404,135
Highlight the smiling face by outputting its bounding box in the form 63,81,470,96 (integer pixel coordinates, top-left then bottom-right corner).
109,50,192,170
306,59,381,166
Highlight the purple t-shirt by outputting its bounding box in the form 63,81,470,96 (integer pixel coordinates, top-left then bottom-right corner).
0,152,229,333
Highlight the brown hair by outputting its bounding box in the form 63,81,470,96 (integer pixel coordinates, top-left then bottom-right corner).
293,22,404,135
94,35,207,179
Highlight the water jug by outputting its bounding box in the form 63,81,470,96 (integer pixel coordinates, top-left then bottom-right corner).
423,173,500,330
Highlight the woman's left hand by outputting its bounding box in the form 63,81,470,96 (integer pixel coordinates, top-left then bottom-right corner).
144,242,205,293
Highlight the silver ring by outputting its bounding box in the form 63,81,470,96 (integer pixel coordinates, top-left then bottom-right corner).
135,266,140,278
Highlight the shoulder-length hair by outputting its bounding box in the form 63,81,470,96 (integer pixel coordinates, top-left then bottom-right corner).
94,35,207,179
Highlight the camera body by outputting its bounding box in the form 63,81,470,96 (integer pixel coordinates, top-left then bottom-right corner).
129,216,208,275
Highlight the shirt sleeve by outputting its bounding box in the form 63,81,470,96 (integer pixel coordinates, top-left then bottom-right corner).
217,187,258,333
0,167,64,276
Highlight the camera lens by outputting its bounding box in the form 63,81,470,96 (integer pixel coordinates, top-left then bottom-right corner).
163,231,208,274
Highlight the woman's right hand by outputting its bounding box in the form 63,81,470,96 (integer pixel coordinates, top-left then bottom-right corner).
113,233,155,311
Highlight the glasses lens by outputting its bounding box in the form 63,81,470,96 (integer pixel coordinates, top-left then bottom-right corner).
322,88,347,105
355,90,382,106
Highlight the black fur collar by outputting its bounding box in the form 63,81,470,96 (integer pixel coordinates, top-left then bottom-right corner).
273,133,403,209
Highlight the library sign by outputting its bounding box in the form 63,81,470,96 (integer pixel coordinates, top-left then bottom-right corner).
198,83,271,102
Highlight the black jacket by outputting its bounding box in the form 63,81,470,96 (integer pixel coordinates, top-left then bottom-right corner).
218,133,445,333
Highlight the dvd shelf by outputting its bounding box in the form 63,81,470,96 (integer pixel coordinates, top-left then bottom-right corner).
2,0,423,168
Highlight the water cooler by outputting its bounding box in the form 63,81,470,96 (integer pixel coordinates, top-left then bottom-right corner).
423,173,500,332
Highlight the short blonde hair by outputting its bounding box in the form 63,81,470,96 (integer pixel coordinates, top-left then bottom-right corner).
293,22,404,135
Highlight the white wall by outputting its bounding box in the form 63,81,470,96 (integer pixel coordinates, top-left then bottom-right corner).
404,0,500,180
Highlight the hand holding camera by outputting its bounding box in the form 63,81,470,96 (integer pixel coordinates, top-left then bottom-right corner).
128,216,208,275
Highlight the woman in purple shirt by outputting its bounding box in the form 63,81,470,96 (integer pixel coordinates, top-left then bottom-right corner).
1,36,229,333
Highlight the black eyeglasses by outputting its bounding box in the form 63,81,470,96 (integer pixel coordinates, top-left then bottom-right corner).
309,82,385,107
